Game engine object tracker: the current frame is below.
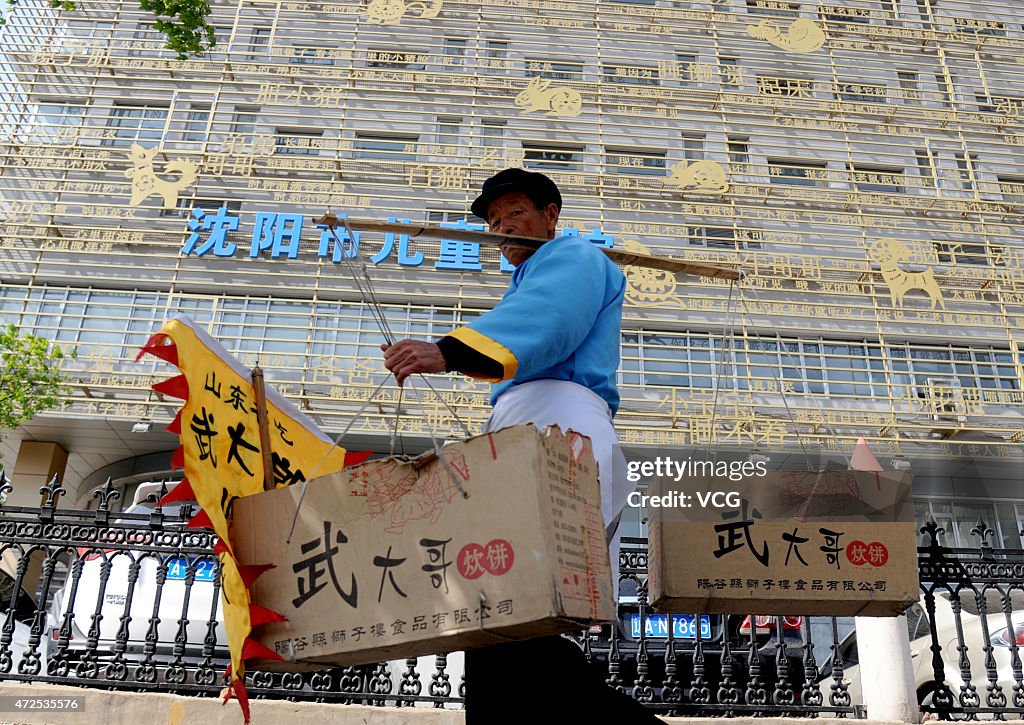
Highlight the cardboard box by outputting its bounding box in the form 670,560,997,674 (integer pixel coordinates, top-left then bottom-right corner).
648,470,918,616
233,424,615,669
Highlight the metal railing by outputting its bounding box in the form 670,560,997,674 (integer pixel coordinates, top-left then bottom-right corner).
1,471,1022,719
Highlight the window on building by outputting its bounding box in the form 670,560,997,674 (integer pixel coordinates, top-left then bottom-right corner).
978,94,1024,116
932,241,988,266
915,149,936,191
819,4,870,24
161,198,242,218
688,226,737,249
954,152,977,191
522,142,584,171
291,47,334,65
103,104,168,147
682,133,705,161
274,129,323,155
746,0,800,17
998,177,1024,204
837,82,888,104
727,136,750,168
890,343,1018,397
482,39,509,72
851,165,905,193
183,106,210,143
757,75,814,99
880,0,898,22
672,53,697,84
602,64,659,86
898,71,919,103
720,57,742,89
443,37,468,66
353,132,419,160
29,102,86,144
481,120,505,147
768,159,829,187
229,108,258,146
367,50,427,70
605,147,667,175
247,27,271,60
915,0,933,22
19,288,168,362
436,116,462,152
525,58,583,80
953,16,1007,37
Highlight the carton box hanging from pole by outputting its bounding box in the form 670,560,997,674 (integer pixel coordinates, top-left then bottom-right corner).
232,424,616,669
647,470,918,616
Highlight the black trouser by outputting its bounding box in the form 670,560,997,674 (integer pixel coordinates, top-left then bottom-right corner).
464,634,664,723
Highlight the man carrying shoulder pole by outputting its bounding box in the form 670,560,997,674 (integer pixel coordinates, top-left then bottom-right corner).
382,168,661,721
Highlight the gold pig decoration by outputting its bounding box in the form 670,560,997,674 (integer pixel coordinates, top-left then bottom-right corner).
664,159,730,193
366,0,443,24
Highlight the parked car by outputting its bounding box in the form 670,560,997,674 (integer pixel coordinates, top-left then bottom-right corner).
47,481,227,669
0,550,50,675
820,589,1024,712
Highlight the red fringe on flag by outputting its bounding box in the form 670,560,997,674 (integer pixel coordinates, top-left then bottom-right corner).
166,409,183,435
152,374,189,400
249,603,287,626
137,333,178,366
158,477,194,506
237,562,276,589
344,450,374,467
241,637,284,663
186,508,214,530
222,666,252,725
170,446,185,471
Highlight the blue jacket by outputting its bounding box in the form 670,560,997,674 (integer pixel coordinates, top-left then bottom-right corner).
447,233,626,415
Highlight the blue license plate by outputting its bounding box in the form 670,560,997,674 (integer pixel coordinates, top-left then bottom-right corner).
165,556,217,582
630,613,712,639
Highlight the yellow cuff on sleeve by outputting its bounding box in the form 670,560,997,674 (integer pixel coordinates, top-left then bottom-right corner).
447,327,518,382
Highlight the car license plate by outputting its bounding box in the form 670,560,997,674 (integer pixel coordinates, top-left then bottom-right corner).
165,556,217,582
630,613,712,639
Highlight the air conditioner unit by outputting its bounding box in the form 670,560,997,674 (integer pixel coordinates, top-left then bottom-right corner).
925,377,966,424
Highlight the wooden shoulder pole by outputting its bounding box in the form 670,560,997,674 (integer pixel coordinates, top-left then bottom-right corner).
251,364,276,492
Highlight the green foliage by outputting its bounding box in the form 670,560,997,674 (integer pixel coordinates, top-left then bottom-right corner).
0,325,75,439
1,0,216,58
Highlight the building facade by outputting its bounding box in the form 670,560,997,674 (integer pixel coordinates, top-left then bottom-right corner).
0,0,1022,544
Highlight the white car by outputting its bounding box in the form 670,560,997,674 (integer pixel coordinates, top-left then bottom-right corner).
0,551,50,676
826,589,1024,713
47,481,227,672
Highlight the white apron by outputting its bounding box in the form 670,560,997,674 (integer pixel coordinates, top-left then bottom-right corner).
484,379,631,567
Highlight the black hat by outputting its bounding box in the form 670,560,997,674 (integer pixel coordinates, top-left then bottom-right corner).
471,168,563,221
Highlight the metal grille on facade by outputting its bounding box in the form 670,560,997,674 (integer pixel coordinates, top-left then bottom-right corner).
0,0,1022,493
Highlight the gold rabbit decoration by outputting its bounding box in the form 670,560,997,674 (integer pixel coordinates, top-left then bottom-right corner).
515,77,583,118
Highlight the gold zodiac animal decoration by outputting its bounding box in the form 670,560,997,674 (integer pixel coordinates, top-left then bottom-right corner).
125,144,199,208
868,238,946,310
664,159,731,193
515,77,583,118
746,18,827,54
366,0,443,24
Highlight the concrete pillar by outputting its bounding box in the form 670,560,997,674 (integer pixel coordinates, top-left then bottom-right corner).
8,440,68,507
855,614,920,722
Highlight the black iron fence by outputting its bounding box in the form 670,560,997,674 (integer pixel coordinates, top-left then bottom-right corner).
0,472,1022,719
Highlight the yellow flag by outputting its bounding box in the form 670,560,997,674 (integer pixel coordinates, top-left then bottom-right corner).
140,316,369,718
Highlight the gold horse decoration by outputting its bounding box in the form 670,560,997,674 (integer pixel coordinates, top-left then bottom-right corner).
366,0,443,24
868,238,946,310
746,18,826,54
664,159,730,193
124,144,199,208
